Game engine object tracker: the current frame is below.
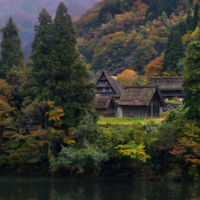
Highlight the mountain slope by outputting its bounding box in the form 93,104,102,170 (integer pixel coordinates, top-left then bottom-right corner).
74,0,195,74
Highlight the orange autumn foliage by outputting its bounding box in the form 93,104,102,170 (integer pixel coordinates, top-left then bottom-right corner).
170,124,200,167
116,69,138,86
145,57,164,80
46,100,65,127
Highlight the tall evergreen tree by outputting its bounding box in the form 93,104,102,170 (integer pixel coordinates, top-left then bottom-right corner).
163,28,184,72
0,17,24,78
178,19,188,36
168,28,185,72
49,2,96,131
193,2,199,30
186,9,193,30
163,27,175,71
183,41,200,126
29,9,53,99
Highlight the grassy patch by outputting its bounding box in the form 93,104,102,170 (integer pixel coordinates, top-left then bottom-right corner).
97,117,164,124
160,112,170,118
165,100,182,105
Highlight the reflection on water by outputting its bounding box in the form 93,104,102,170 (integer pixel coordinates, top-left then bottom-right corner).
0,177,200,200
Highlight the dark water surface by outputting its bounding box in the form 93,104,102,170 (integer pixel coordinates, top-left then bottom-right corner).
0,177,200,200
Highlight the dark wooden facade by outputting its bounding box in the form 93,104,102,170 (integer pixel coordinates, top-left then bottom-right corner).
151,77,185,100
92,70,123,100
94,96,117,118
117,86,165,118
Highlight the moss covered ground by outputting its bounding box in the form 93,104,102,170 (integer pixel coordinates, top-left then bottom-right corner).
165,100,182,104
98,117,165,125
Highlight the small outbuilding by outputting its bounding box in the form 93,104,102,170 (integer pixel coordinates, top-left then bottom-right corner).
94,96,117,118
151,77,185,100
92,70,123,101
117,86,165,118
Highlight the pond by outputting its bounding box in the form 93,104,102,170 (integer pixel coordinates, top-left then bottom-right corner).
0,177,200,200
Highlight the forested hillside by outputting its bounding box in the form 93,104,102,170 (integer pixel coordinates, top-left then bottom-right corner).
74,0,198,76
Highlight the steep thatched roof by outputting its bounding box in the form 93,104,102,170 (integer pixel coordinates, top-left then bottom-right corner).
92,70,123,95
94,96,117,110
118,86,165,106
151,77,183,91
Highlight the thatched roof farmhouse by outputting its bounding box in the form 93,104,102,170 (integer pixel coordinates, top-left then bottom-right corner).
151,77,185,100
92,70,123,100
117,86,165,118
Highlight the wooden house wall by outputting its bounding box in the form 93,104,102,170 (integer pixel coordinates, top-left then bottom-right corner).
96,108,116,118
123,106,148,118
161,90,185,99
122,105,160,118
147,91,160,117
121,91,161,118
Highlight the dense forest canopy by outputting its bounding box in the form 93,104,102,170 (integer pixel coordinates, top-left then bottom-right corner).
74,0,199,78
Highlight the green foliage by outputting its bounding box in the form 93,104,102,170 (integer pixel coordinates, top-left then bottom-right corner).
0,17,24,78
193,2,199,30
73,114,99,148
116,141,150,162
50,115,108,174
183,41,200,126
98,123,151,158
50,145,108,174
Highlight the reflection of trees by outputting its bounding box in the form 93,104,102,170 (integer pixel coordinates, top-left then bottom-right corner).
1,178,200,200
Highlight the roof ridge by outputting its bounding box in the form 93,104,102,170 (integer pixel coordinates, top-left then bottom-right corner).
124,85,159,89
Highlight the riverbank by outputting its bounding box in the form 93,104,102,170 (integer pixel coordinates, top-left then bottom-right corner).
1,108,200,181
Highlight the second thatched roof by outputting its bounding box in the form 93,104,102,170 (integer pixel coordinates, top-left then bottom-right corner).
118,85,165,106
151,77,183,91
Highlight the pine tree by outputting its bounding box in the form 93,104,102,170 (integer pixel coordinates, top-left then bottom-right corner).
178,19,188,36
183,41,200,126
193,2,199,30
29,9,53,99
186,9,193,30
164,28,184,72
0,17,24,78
163,27,175,71
168,28,185,72
50,2,96,131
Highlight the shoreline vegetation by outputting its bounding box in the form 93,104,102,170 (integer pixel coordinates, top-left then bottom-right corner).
0,1,200,182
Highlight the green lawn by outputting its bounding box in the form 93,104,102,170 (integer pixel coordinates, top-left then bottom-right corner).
165,100,182,105
97,117,164,124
